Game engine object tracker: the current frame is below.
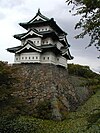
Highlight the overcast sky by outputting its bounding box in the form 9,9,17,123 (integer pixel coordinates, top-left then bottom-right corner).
0,0,100,73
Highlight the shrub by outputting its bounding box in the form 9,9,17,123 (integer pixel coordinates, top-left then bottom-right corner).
0,116,41,133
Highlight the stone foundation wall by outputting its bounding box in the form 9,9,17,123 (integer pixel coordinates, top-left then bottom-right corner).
12,63,88,120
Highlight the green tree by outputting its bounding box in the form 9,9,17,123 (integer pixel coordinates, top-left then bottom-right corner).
66,0,100,57
0,61,33,118
0,61,18,117
68,63,96,78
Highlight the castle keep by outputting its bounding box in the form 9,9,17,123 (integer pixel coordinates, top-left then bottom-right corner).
7,9,73,68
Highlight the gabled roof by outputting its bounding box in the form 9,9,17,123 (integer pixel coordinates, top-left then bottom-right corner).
19,10,67,35
19,19,67,35
19,9,49,28
28,9,50,24
15,40,42,53
7,41,60,54
14,30,59,41
14,29,43,40
7,40,42,53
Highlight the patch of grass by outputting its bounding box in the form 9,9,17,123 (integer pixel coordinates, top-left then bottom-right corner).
1,90,99,133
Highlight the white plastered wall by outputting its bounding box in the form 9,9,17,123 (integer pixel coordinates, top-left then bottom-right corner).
40,52,56,64
15,52,41,63
14,51,67,68
57,56,67,68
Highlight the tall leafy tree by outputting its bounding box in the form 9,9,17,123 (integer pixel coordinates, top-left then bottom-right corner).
66,0,100,57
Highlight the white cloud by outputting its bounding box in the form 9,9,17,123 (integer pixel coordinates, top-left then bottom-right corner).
0,0,24,8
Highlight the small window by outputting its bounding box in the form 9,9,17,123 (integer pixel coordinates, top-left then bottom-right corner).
16,58,18,60
46,41,48,44
37,41,39,43
39,29,40,31
43,57,45,60
47,57,49,60
25,57,27,59
22,57,24,60
43,41,44,44
34,41,36,43
45,28,47,31
29,57,30,59
32,57,34,59
57,58,59,61
42,29,44,31
36,57,38,59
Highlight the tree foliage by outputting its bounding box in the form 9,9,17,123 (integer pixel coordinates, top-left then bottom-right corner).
66,0,100,57
0,61,26,118
0,61,18,117
68,63,100,92
68,63,100,78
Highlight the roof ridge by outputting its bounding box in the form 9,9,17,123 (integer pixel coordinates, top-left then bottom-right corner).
27,9,50,24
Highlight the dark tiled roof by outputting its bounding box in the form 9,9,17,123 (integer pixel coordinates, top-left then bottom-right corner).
14,30,59,41
40,44,61,55
7,43,73,59
19,19,66,35
40,44,56,49
7,46,22,53
28,9,50,24
7,43,59,53
14,33,26,40
62,49,74,60
14,29,43,40
16,40,42,54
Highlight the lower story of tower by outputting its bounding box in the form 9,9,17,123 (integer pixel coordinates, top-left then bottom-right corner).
14,51,68,68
